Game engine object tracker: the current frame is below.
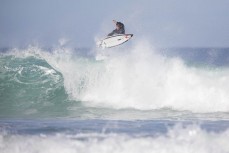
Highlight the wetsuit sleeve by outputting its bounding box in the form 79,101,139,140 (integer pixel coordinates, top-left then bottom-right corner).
108,30,114,36
108,30,115,36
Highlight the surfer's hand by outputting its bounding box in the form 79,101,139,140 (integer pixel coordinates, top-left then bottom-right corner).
113,20,117,24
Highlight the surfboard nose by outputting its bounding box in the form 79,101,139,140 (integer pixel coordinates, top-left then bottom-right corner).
125,34,133,39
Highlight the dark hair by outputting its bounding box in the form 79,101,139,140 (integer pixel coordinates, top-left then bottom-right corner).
116,22,123,28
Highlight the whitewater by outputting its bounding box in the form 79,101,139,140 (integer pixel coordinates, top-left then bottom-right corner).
1,41,229,153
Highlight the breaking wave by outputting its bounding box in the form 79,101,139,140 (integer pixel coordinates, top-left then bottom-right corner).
1,42,229,118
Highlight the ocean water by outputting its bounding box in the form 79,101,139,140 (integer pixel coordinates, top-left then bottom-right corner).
1,42,229,153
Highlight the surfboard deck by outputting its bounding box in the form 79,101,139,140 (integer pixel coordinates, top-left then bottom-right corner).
97,34,133,48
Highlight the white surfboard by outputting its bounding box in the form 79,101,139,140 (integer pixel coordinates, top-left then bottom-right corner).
97,34,133,48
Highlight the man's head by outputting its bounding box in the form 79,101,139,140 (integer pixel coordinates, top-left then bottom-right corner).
116,22,123,30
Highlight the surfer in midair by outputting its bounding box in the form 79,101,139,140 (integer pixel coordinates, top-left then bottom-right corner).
108,20,125,36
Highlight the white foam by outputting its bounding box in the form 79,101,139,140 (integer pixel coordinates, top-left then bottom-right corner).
1,125,229,153
43,40,229,113
6,42,229,113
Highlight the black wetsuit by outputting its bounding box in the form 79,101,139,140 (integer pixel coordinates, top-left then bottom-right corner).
108,22,125,36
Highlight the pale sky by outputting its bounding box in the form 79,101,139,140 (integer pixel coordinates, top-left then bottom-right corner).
0,0,228,48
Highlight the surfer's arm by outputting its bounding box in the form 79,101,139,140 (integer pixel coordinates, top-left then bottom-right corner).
113,20,117,24
108,30,116,36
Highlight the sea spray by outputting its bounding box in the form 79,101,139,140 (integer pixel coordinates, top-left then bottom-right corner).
1,122,229,153
39,41,229,112
1,43,229,119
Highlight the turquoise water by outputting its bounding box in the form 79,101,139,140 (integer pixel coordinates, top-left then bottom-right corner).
1,46,229,153
1,46,229,119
